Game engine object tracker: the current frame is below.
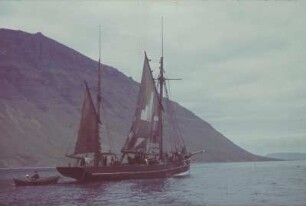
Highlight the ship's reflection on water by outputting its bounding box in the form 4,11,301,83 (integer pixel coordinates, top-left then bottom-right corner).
56,177,170,204
129,179,180,205
130,179,167,194
59,177,178,205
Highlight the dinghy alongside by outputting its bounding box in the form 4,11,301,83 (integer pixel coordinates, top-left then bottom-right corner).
14,176,60,186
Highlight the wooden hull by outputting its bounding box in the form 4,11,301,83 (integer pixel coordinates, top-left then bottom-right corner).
14,176,60,186
57,159,190,182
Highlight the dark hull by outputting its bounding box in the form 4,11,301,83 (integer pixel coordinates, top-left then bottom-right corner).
14,176,60,186
57,159,190,182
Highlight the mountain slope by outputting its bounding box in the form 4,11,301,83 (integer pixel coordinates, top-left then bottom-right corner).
266,153,306,161
0,29,268,167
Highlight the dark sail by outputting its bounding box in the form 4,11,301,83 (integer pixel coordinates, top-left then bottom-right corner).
122,53,162,154
74,82,101,155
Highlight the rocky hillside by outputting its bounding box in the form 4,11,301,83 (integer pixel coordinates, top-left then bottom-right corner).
0,29,269,167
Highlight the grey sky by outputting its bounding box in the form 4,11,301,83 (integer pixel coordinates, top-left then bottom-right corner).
1,1,305,155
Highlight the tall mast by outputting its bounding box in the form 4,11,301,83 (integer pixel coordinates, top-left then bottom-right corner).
159,17,164,160
97,25,102,122
95,25,102,159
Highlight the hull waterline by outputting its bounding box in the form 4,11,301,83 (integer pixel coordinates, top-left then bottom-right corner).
57,160,190,182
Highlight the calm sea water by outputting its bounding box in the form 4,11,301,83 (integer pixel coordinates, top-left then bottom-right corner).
0,161,305,206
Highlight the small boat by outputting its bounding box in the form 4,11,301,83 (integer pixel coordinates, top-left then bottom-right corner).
13,176,60,186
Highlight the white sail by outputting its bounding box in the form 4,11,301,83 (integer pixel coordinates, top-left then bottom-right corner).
121,53,162,154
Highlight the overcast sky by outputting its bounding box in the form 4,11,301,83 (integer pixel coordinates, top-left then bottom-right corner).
1,0,305,155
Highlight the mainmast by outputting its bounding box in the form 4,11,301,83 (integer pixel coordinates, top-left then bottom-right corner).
158,17,164,160
96,25,102,157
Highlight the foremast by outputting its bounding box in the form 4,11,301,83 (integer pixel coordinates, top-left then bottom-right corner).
95,25,102,159
97,25,102,123
71,26,102,158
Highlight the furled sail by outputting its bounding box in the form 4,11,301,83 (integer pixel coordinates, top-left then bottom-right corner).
74,82,101,155
122,53,162,154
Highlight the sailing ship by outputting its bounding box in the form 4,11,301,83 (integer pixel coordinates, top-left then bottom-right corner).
56,29,201,182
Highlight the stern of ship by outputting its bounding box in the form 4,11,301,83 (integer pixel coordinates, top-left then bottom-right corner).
56,166,86,181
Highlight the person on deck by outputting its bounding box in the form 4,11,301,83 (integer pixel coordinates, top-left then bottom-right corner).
80,157,85,167
31,171,40,180
84,154,92,166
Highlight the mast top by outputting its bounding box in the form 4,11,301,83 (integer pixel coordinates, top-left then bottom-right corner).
99,25,101,62
161,17,164,58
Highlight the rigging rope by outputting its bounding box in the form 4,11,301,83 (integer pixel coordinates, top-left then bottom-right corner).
100,96,114,153
164,80,186,152
155,71,186,154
